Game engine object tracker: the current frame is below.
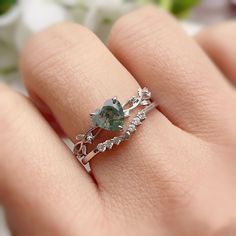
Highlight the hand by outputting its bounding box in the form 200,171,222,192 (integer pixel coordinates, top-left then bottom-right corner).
0,7,236,236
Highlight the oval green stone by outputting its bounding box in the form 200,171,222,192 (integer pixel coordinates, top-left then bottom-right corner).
92,99,124,131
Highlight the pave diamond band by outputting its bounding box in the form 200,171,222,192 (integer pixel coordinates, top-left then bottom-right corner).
73,88,157,165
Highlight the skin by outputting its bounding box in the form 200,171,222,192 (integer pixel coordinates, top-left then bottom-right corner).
0,6,236,236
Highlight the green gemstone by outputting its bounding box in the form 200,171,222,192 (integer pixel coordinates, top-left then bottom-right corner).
92,98,124,131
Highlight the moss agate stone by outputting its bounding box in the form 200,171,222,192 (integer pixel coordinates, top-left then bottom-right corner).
92,99,124,131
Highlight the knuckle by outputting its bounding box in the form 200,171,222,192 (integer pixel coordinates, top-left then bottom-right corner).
109,6,174,48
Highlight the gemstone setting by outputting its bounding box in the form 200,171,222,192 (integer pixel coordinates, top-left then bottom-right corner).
137,111,146,120
132,117,141,126
112,137,122,145
105,140,113,149
92,98,124,131
128,124,136,133
97,143,106,152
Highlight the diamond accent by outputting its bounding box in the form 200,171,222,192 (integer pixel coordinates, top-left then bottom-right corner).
113,137,122,145
85,131,94,143
132,117,141,126
137,111,146,120
97,143,106,152
141,87,151,99
128,124,136,133
105,140,113,149
129,96,139,105
123,131,131,140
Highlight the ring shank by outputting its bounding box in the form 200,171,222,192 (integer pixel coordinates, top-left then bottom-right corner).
81,102,157,165
82,149,99,165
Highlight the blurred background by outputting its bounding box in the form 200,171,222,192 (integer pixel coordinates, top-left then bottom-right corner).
0,0,235,235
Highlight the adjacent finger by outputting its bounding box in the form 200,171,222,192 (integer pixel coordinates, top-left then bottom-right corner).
0,83,99,235
196,21,236,86
108,7,236,144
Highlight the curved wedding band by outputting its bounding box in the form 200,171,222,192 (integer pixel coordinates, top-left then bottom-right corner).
73,88,157,165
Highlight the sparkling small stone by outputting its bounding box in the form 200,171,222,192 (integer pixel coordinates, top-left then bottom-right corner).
142,87,151,99
128,124,136,133
113,137,122,145
123,131,131,140
137,111,146,120
129,96,139,105
105,140,113,149
132,117,141,126
97,143,106,152
85,131,94,143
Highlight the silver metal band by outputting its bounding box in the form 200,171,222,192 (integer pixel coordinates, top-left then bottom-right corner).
81,101,157,164
73,88,157,165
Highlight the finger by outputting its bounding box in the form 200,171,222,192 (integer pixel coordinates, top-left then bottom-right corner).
20,22,186,197
0,83,98,235
108,7,236,144
196,21,236,86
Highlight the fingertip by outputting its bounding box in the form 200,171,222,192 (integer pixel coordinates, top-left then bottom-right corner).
20,21,97,88
108,5,176,52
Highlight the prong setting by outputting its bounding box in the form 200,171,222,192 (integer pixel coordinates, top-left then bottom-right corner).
112,96,118,104
118,125,123,131
89,112,96,118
